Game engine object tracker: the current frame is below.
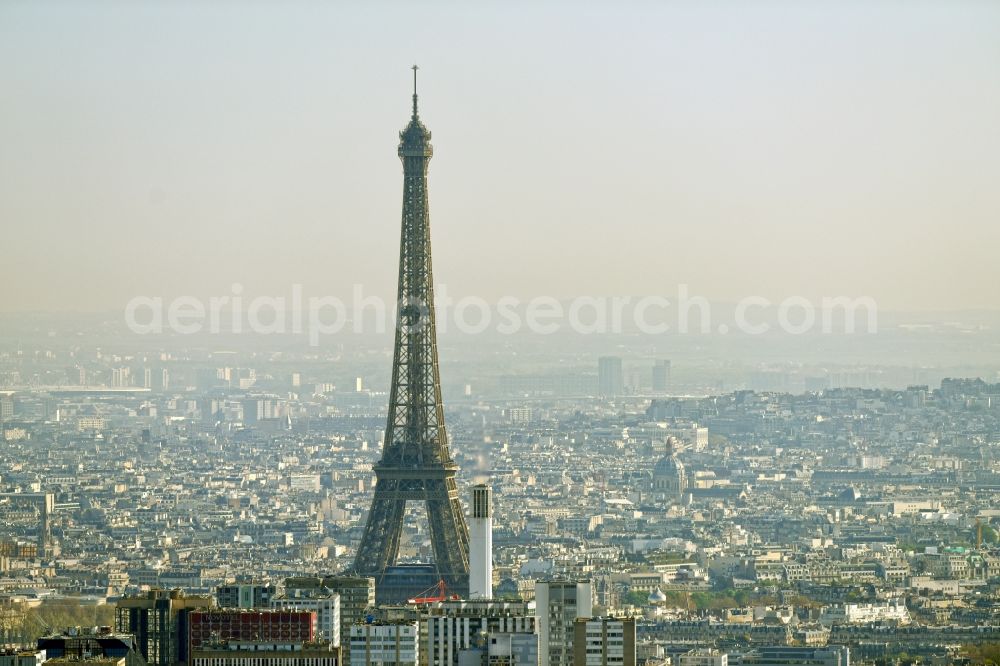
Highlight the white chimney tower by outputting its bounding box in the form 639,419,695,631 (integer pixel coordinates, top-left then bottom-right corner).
469,483,493,599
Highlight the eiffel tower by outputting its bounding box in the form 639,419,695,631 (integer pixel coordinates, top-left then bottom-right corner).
353,67,470,602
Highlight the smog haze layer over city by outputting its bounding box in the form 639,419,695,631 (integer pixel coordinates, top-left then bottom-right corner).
2,2,1000,666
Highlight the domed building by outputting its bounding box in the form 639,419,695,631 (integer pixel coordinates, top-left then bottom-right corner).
651,437,687,502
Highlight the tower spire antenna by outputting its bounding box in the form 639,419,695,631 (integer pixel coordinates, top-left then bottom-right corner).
411,64,419,118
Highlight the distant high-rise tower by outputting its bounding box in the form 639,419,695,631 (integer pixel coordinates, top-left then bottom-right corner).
352,68,470,602
469,484,493,599
652,360,671,392
597,356,624,397
111,366,131,388
242,398,261,426
0,394,13,423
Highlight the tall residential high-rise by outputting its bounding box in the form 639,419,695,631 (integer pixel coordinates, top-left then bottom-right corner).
652,360,671,392
597,357,624,397
573,617,636,666
324,576,376,664
469,484,493,599
241,396,282,426
535,580,593,666
352,68,470,603
111,367,131,388
153,367,169,391
199,398,220,425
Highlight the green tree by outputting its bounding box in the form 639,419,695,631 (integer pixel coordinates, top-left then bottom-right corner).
22,601,115,642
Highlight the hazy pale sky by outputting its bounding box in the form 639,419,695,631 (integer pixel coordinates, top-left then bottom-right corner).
1,0,999,313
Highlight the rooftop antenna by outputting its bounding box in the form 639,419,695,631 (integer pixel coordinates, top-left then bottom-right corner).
411,64,419,118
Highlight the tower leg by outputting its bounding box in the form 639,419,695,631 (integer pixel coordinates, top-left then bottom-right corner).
425,478,471,593
355,480,406,574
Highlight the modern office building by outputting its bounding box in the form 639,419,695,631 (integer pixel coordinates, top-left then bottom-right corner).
349,621,420,666
114,589,214,666
215,582,277,609
424,600,535,666
188,609,315,651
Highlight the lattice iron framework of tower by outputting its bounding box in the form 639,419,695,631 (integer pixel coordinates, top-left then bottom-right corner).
352,67,470,596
